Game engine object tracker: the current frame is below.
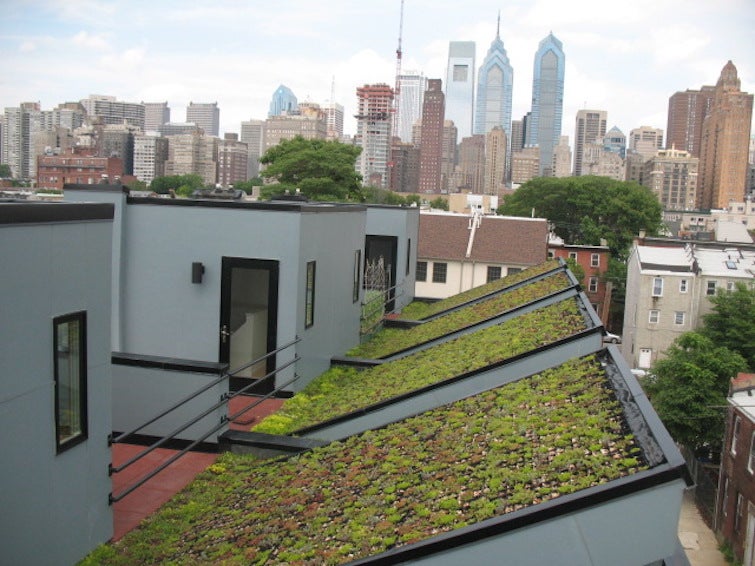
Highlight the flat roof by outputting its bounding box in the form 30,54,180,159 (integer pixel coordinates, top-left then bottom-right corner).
636,245,694,274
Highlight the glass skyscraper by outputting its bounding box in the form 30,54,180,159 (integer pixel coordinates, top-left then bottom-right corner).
444,41,476,140
474,19,513,138
268,85,298,117
526,33,565,176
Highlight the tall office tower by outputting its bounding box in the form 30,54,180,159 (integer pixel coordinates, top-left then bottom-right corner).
441,120,458,192
325,101,344,141
240,120,265,178
100,124,137,174
80,95,145,129
510,119,525,153
629,126,664,158
418,79,445,194
164,131,218,186
484,126,507,194
186,102,220,137
395,71,427,142
1,102,41,179
142,102,170,132
526,33,565,177
354,84,394,188
511,147,540,184
553,135,572,177
217,133,249,187
698,61,754,210
133,134,169,185
456,134,486,193
388,141,420,193
445,41,476,140
603,126,626,158
573,109,607,176
262,114,327,152
268,85,298,117
642,148,699,211
474,16,513,138
666,87,715,157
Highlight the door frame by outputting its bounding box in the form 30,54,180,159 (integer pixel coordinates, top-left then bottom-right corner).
219,257,279,393
365,235,398,312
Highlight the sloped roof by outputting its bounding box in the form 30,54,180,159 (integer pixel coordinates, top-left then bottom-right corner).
418,212,548,264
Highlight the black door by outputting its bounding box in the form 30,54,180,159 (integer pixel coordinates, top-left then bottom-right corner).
364,235,398,312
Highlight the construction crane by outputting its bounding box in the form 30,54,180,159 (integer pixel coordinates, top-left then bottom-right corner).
392,0,405,138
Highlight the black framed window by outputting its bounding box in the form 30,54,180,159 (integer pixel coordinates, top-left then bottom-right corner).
487,265,502,283
416,261,427,282
54,311,87,453
305,261,316,328
432,262,447,283
406,239,411,275
353,250,361,303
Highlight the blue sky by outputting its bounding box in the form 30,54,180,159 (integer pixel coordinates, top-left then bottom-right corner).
2,0,753,139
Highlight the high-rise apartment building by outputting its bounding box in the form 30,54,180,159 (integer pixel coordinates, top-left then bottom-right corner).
164,131,218,186
53,103,86,131
698,61,754,210
240,120,265,178
159,122,203,137
263,114,327,152
642,148,699,211
553,135,572,177
133,134,169,185
388,141,420,193
510,118,526,153
445,41,476,140
142,102,170,132
1,102,45,180
217,133,248,187
511,146,540,185
526,33,565,177
80,95,145,129
474,18,513,139
418,79,445,194
573,109,607,176
629,126,664,158
395,72,427,143
484,126,507,195
186,102,220,137
99,124,137,175
666,87,715,157
354,83,394,188
325,101,344,141
268,85,298,117
456,134,486,193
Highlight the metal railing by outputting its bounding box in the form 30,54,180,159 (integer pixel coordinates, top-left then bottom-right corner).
109,337,300,504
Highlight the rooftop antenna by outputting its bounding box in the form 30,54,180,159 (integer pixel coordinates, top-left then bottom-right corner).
496,10,500,39
392,0,405,138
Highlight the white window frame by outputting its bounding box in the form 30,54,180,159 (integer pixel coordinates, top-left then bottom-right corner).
674,311,685,325
707,280,717,296
679,279,688,293
722,477,729,517
652,277,663,297
649,310,660,324
732,415,742,455
748,432,755,474
591,253,599,267
568,251,578,260
588,277,598,293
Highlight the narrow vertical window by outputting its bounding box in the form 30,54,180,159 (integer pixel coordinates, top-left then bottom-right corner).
432,262,447,284
679,279,688,293
722,477,729,517
353,250,361,303
732,415,742,455
591,253,599,267
588,277,598,293
748,432,755,474
305,261,316,328
649,310,660,324
416,261,427,282
674,311,685,325
406,239,411,276
652,277,663,297
54,312,87,453
707,280,717,296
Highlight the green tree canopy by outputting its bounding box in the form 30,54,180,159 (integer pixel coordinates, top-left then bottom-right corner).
645,332,747,453
497,176,663,259
701,282,755,370
429,197,449,211
0,163,12,178
259,136,363,202
233,177,264,194
150,174,205,196
361,186,410,205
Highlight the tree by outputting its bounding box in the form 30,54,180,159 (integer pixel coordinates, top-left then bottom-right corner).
645,332,747,453
429,197,448,211
259,136,363,202
233,177,264,194
564,258,585,286
150,174,205,196
701,282,755,370
361,186,408,205
0,164,12,178
497,176,663,259
126,179,148,192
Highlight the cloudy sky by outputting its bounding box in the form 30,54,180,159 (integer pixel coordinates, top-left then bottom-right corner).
2,0,753,140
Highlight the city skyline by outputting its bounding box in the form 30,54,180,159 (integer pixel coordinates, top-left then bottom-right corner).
1,0,753,140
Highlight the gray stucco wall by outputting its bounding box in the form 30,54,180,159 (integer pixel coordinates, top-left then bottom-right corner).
0,208,114,565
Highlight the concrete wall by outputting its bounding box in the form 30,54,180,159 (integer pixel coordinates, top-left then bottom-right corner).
0,204,114,565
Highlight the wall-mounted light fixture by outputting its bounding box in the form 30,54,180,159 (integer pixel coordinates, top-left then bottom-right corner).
191,262,205,284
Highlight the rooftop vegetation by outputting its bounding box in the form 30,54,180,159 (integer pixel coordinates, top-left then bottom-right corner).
399,259,559,320
349,271,572,359
254,297,587,435
84,355,645,565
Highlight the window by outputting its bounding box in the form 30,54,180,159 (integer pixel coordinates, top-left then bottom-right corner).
649,310,660,324
679,279,688,293
748,432,755,474
507,267,522,275
674,311,685,325
727,281,735,291
547,250,554,259
305,261,316,328
452,64,468,81
735,493,744,532
416,261,427,282
568,251,578,260
707,280,717,296
722,477,729,517
591,253,600,267
406,239,411,275
652,277,663,297
432,262,447,284
353,251,361,303
54,312,87,452
732,415,742,455
588,277,598,293
487,266,502,283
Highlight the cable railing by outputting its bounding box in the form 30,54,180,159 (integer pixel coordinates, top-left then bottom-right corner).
109,336,300,504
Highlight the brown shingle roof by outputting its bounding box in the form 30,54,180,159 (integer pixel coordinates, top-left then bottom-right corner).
418,212,548,264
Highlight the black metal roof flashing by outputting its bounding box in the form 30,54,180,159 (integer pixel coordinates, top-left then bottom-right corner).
123,194,366,213
0,201,115,224
64,183,130,194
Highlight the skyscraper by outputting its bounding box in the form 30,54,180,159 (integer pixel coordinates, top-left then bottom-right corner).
629,126,664,158
666,87,715,157
80,95,145,130
642,148,698,211
698,61,754,209
418,79,445,194
474,15,513,138
484,126,507,195
268,85,298,117
456,134,486,193
445,41,476,140
603,126,626,158
573,109,607,176
240,120,265,178
526,33,565,177
355,84,394,188
142,102,170,132
395,72,427,143
186,102,220,137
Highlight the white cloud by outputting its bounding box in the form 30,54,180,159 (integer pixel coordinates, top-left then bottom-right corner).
71,31,109,50
19,41,36,53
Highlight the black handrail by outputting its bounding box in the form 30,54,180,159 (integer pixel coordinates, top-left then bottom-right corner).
111,336,300,445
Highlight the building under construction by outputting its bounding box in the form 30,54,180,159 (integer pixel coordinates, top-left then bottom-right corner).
354,83,394,188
